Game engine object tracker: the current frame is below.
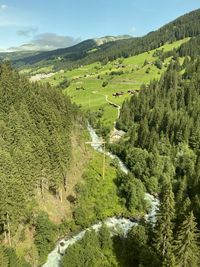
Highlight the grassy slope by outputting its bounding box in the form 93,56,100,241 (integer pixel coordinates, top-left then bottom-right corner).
14,124,127,263
13,125,89,263
35,38,188,128
73,148,125,227
13,38,189,265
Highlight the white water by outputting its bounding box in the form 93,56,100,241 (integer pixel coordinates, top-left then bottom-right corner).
43,218,137,267
88,123,159,221
144,193,159,223
43,124,159,267
87,124,128,174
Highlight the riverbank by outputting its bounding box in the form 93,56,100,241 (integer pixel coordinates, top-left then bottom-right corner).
42,124,159,267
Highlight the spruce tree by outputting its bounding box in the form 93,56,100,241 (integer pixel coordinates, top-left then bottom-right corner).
154,178,175,266
0,246,9,267
174,211,200,267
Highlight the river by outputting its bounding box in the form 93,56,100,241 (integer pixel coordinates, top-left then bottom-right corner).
42,124,159,267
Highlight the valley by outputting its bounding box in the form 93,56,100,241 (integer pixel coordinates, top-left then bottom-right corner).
24,38,189,130
0,7,200,267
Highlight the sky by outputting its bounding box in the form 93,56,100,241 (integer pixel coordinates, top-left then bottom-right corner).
0,0,199,52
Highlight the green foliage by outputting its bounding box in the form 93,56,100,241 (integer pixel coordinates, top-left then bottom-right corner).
145,67,151,74
117,50,200,266
118,57,200,208
178,35,200,58
0,246,9,267
109,70,124,76
174,211,200,267
0,62,81,265
175,144,196,177
0,62,78,233
154,59,163,69
73,151,124,227
61,226,118,267
102,80,108,87
2,246,31,267
143,59,149,66
1,9,200,267
34,212,57,263
12,9,200,70
125,147,149,178
113,225,160,267
154,180,175,265
116,171,146,213
59,78,70,89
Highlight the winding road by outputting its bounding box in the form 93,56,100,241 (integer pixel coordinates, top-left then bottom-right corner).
92,91,125,141
92,91,121,120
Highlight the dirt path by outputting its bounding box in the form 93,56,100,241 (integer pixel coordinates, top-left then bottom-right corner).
92,91,125,142
104,94,121,119
92,91,121,120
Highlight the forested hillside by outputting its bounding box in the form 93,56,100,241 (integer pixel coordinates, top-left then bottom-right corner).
110,46,200,265
59,55,200,266
0,62,80,265
1,7,200,267
12,8,200,70
60,15,200,267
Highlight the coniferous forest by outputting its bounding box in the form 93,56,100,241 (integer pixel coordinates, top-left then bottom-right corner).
113,44,200,266
59,38,200,267
0,7,200,267
0,62,80,266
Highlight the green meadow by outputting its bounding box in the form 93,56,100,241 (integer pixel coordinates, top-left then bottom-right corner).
31,38,189,128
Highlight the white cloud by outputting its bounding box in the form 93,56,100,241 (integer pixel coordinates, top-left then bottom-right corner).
0,18,20,27
129,26,136,34
16,27,38,37
8,33,81,51
32,33,81,50
0,4,8,10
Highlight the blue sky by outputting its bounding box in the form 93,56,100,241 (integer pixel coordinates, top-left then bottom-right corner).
0,0,199,51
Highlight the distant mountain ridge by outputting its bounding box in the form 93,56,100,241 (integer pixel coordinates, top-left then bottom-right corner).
0,35,131,60
3,8,200,69
94,35,132,46
0,35,131,66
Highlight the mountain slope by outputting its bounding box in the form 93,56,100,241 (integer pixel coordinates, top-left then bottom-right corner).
0,62,84,265
1,8,200,267
11,36,131,68
0,51,40,62
12,8,200,70
34,38,188,133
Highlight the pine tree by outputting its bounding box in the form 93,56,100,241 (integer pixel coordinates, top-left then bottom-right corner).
174,211,200,267
154,179,175,266
0,246,9,267
175,197,191,234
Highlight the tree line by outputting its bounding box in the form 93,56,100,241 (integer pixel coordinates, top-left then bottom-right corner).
59,52,200,267
0,62,80,265
110,52,200,265
13,9,200,71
